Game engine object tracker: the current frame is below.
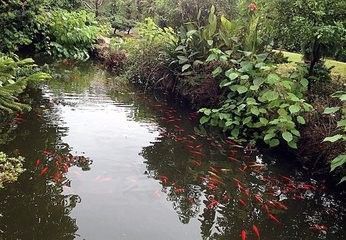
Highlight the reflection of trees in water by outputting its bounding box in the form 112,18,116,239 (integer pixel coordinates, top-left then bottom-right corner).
139,105,346,239
0,91,92,240
142,138,202,224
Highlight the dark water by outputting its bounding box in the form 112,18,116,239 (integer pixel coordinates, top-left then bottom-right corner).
0,62,345,240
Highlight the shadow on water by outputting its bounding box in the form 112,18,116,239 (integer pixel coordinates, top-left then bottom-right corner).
0,61,345,240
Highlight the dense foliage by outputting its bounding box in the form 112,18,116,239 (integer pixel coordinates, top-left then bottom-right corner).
38,10,108,60
200,53,312,149
0,0,345,184
0,152,25,189
0,55,50,113
322,91,346,182
261,0,346,63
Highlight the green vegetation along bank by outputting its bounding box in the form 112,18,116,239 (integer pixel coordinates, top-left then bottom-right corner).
0,0,345,188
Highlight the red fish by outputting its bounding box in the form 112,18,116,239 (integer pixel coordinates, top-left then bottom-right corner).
252,225,260,239
35,159,41,167
273,201,288,210
207,199,219,209
239,199,246,206
159,176,168,184
40,166,49,176
254,194,263,204
310,224,327,233
268,213,281,224
241,230,247,240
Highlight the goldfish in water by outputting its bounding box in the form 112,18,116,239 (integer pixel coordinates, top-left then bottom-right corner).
252,224,260,239
241,230,247,240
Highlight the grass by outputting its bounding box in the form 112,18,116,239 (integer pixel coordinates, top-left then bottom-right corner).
279,51,346,82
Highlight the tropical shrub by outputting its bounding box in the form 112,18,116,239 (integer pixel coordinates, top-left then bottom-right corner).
0,55,50,114
0,152,25,189
322,91,346,183
0,0,46,53
121,18,177,87
38,10,109,60
199,52,313,148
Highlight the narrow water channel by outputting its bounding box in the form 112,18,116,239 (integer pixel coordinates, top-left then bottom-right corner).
0,61,345,240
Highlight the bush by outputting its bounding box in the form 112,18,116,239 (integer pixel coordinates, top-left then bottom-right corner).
199,52,312,149
121,18,177,88
0,0,45,53
38,10,109,60
0,54,50,114
0,152,25,189
322,91,346,183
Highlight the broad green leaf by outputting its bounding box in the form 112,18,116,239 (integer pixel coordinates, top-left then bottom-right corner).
203,109,212,116
289,104,301,114
282,131,293,143
290,129,301,137
226,72,239,80
212,66,223,77
182,64,191,72
260,118,269,125
206,53,217,62
237,86,248,94
287,141,298,149
264,133,275,141
297,116,306,124
339,176,346,184
330,155,346,172
267,73,280,85
231,128,240,138
323,107,340,114
323,134,343,143
300,78,309,88
220,80,233,87
263,90,279,101
200,116,210,125
177,55,188,64
250,107,260,116
269,138,280,147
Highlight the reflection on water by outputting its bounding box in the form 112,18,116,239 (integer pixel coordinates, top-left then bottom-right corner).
0,61,345,240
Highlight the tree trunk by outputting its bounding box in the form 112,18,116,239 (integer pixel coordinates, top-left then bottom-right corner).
308,38,321,90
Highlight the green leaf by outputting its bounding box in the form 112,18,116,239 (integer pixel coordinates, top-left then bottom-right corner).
206,53,217,62
282,131,293,143
289,105,301,114
323,134,343,143
182,64,191,72
260,117,269,125
263,90,279,101
177,56,188,64
300,78,309,88
212,66,223,77
267,73,280,85
297,116,306,124
203,109,212,116
220,80,233,87
231,128,240,138
250,107,260,116
264,133,275,141
269,138,280,147
323,107,340,114
287,141,298,149
339,176,346,184
290,129,301,137
330,155,346,172
237,86,248,94
226,72,239,80
200,116,210,125
243,116,252,124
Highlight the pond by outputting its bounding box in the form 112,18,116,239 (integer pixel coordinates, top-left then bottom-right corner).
0,61,345,240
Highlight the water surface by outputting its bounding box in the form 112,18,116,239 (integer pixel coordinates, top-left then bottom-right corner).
0,62,344,240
